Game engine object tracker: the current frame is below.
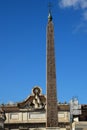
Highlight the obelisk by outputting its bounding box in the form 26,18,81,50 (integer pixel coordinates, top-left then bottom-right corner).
46,12,59,130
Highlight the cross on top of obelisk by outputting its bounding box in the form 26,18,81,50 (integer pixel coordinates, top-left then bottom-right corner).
48,2,53,21
48,2,53,12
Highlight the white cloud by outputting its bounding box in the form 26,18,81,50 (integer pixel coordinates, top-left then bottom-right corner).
59,0,87,23
73,23,85,32
59,0,87,32
73,22,87,33
83,11,87,20
80,0,87,9
59,0,79,8
59,0,87,9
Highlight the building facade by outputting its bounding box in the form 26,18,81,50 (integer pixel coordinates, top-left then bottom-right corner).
1,86,87,130
1,86,70,130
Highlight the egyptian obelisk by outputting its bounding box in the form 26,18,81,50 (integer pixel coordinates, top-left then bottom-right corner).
46,11,59,130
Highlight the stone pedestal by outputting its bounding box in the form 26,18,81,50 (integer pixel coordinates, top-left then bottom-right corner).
46,127,60,130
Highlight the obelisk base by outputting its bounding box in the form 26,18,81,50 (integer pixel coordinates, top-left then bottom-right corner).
46,127,60,130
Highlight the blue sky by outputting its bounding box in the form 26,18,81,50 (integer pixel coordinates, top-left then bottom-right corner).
0,0,87,104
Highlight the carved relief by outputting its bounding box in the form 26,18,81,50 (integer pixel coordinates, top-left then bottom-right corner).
18,86,46,110
32,87,44,109
0,107,6,121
